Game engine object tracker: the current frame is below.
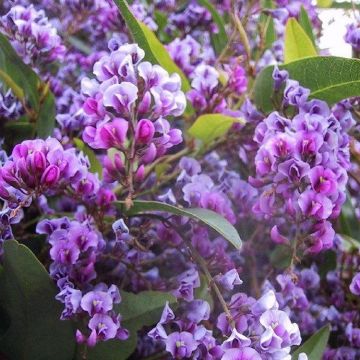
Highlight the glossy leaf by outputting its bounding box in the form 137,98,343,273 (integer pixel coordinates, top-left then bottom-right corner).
113,0,157,63
0,32,38,108
292,325,330,360
0,240,75,360
284,18,317,63
0,33,56,138
253,56,360,114
74,138,103,177
197,0,228,54
88,291,176,360
188,114,245,144
299,6,316,46
115,200,242,249
260,0,276,49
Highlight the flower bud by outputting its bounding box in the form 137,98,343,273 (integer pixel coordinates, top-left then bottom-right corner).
135,164,145,182
135,119,155,144
41,165,60,187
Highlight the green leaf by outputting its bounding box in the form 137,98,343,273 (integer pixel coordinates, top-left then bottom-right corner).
138,22,191,93
260,0,276,49
0,32,38,109
0,240,75,360
292,325,330,360
37,89,56,138
317,0,333,7
269,245,292,269
115,200,242,249
87,291,176,360
284,18,317,64
188,114,245,144
299,6,316,46
113,0,157,64
339,194,360,243
0,33,56,138
318,250,337,278
197,0,228,55
253,56,360,114
338,234,360,252
73,138,103,177
118,290,177,329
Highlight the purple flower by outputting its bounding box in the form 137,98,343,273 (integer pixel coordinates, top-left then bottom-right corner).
349,273,360,296
135,119,155,144
307,221,335,253
87,314,119,344
272,66,289,91
80,290,113,316
283,80,310,107
309,166,337,195
215,269,243,291
103,82,138,113
259,309,301,352
50,239,80,265
165,331,198,358
298,190,333,220
221,348,261,360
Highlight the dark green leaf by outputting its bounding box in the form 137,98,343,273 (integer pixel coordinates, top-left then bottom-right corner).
74,138,103,177
118,290,177,329
113,0,157,63
0,32,39,109
269,245,292,269
260,0,276,49
318,250,337,278
0,33,56,138
197,0,228,55
253,57,360,114
292,325,330,360
4,122,35,146
0,240,75,360
115,200,242,249
339,194,360,242
87,291,176,360
188,114,245,144
299,6,316,46
37,89,56,138
284,18,317,63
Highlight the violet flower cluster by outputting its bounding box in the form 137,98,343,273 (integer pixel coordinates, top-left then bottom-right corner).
0,1,360,359
81,42,185,189
251,68,352,254
0,4,65,67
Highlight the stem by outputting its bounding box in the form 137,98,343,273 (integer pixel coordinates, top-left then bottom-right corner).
185,240,236,329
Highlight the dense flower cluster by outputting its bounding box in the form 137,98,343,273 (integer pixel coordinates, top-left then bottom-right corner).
81,43,185,188
0,1,360,359
0,4,65,66
251,68,352,254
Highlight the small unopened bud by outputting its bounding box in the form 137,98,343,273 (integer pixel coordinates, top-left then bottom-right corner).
41,165,60,187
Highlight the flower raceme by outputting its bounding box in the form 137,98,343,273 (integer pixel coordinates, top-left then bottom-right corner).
0,138,99,209
251,69,352,254
80,43,185,188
